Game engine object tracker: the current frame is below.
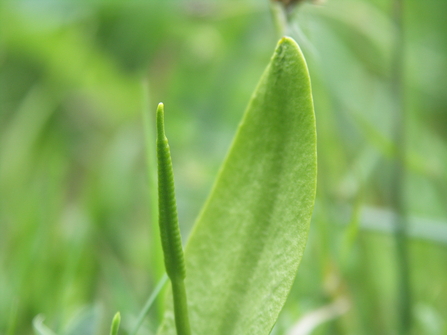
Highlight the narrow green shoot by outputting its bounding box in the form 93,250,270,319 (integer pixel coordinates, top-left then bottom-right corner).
130,274,168,335
141,80,164,287
6,299,18,335
109,312,121,335
390,0,412,333
156,103,191,335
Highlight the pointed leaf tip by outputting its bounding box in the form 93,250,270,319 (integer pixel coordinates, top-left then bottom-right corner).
279,36,291,44
274,35,302,58
110,312,121,335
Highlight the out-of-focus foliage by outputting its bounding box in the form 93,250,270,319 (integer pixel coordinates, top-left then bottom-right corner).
0,0,446,334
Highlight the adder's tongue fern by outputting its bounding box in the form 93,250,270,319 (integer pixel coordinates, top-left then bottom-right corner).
156,103,191,335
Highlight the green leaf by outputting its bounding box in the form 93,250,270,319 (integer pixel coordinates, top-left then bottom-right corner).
157,36,317,335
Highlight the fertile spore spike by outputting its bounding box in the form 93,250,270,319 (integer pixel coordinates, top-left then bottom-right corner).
156,103,191,335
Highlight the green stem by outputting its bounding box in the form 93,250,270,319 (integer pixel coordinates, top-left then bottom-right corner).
130,274,168,335
6,299,18,335
390,0,412,333
171,278,192,335
156,103,191,335
270,1,288,38
141,80,165,318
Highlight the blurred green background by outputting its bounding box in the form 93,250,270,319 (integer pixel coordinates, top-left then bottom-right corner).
1,0,446,334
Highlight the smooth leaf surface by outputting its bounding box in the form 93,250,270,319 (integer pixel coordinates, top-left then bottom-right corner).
158,37,317,335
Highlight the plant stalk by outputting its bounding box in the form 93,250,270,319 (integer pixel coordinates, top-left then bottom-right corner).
142,80,165,319
390,0,412,333
156,103,191,335
171,278,192,335
130,274,168,335
270,1,288,38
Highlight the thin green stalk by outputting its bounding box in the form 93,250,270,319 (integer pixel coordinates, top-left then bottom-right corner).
269,0,315,55
130,274,168,335
269,1,288,38
6,299,18,335
156,103,191,335
141,80,165,319
390,0,412,333
171,279,191,334
142,81,164,282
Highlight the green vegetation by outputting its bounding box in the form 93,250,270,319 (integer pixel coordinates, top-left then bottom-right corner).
158,37,316,335
156,102,191,335
1,0,446,334
109,313,121,335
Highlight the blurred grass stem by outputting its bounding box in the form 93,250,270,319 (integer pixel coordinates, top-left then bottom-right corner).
390,0,412,333
6,299,18,335
142,80,165,317
270,1,288,38
130,275,168,335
